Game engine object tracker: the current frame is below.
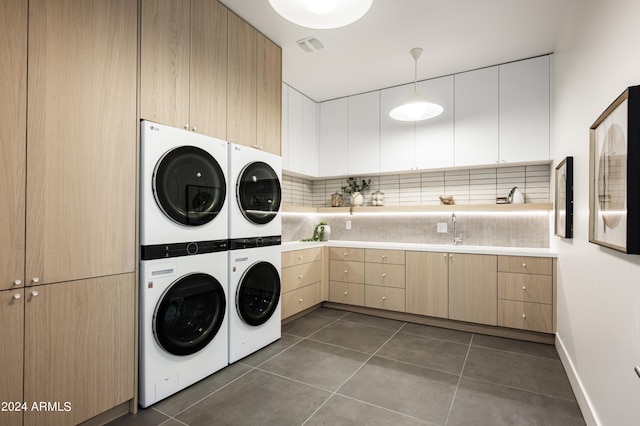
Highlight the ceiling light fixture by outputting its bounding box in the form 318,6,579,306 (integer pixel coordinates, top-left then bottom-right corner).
268,0,373,29
389,47,443,122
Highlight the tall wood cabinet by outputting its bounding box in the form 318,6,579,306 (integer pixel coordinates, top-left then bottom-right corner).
140,0,228,139
0,289,24,426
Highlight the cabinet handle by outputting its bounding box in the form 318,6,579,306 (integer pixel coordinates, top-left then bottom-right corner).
382,273,386,278
32,277,40,284
522,286,527,290
14,279,22,286
298,255,303,260
382,255,387,259
298,274,303,279
522,263,527,267
382,296,386,301
344,291,348,296
344,270,348,274
344,252,348,257
13,293,21,300
184,124,189,130
443,254,447,258
522,314,526,318
192,127,197,132
298,298,303,303
31,290,39,297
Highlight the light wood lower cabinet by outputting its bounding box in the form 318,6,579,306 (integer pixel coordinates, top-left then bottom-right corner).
498,300,552,333
405,251,449,318
328,281,364,306
364,285,405,312
448,253,498,326
364,249,405,312
0,288,24,426
281,247,323,319
281,282,322,319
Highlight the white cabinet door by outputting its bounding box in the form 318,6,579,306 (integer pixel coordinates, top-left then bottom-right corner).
319,98,349,176
349,91,380,175
302,94,319,176
285,87,318,176
380,83,415,172
454,66,499,167
415,76,454,169
499,55,550,163
281,83,289,170
286,87,304,174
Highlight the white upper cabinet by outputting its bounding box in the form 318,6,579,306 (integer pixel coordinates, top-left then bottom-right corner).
281,83,289,170
319,98,349,176
348,91,380,175
415,76,454,169
498,55,550,163
284,85,319,176
302,93,319,176
380,83,415,173
454,66,499,167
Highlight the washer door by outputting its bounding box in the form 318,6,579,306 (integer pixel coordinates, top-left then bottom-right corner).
236,161,281,225
154,146,226,226
153,273,226,356
236,262,280,326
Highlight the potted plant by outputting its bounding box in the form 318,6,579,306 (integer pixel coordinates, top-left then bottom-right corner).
301,221,330,242
342,177,372,207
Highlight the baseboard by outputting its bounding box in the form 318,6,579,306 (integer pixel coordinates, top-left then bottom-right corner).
555,333,600,426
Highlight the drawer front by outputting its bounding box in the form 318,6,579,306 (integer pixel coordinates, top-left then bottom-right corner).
364,249,405,265
282,247,321,268
498,299,553,333
328,281,364,306
498,273,552,304
329,247,365,262
282,282,322,319
282,261,321,293
329,260,365,283
364,263,405,288
498,256,552,275
364,286,406,312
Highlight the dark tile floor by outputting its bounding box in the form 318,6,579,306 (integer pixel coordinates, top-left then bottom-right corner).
109,308,585,426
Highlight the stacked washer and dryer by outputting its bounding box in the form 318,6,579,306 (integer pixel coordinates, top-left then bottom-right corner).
138,122,283,407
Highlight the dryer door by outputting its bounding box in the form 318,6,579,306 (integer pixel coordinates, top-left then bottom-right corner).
154,146,226,226
236,261,280,326
236,161,281,225
153,273,226,356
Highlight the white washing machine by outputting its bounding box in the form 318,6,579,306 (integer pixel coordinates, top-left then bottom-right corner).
139,251,228,408
228,143,282,240
228,243,282,364
140,120,228,255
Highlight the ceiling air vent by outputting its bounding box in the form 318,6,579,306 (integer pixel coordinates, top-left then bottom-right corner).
297,36,324,53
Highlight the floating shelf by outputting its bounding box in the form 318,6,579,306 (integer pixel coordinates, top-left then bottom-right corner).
283,203,553,214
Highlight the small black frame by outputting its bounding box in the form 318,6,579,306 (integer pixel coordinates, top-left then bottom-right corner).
555,156,573,238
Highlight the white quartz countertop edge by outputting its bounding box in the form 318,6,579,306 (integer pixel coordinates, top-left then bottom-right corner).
281,240,557,257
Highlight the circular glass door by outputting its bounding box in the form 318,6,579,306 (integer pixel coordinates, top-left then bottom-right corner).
236,262,280,326
153,273,226,356
153,146,226,226
237,161,281,225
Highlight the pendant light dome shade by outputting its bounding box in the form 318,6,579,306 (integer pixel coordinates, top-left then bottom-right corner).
389,47,443,122
268,0,373,29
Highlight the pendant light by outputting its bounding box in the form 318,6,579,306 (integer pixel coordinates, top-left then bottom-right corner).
268,0,373,29
389,48,443,122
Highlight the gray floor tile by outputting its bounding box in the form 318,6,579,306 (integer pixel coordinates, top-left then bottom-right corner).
151,362,252,416
105,407,171,426
463,346,576,401
282,313,337,337
239,333,302,367
338,356,459,424
309,307,350,319
472,333,559,359
342,312,405,331
305,394,436,426
175,369,330,426
259,339,369,391
447,377,586,426
376,332,469,375
309,319,396,354
400,322,472,344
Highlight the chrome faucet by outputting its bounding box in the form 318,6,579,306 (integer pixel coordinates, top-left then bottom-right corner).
451,213,463,245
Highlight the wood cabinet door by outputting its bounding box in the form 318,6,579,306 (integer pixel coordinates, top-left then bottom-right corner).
227,11,257,148
140,0,191,129
26,0,137,284
0,0,27,291
448,253,497,325
24,275,135,426
405,251,449,318
257,33,282,155
0,289,24,426
190,0,227,139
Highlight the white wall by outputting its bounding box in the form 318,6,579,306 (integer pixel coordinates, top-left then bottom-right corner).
552,0,640,424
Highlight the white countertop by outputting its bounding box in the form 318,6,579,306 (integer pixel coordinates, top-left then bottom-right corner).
281,240,557,257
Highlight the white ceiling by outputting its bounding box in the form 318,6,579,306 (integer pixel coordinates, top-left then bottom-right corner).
219,0,574,102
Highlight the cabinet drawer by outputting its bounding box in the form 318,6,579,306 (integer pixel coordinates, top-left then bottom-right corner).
364,263,405,288
364,249,405,264
498,299,553,333
282,282,322,319
498,256,552,275
364,286,405,312
282,247,321,268
498,272,552,304
328,281,364,306
281,261,321,293
329,247,365,262
329,260,364,283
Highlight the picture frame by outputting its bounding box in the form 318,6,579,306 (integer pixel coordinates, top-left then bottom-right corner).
555,156,573,238
588,85,640,254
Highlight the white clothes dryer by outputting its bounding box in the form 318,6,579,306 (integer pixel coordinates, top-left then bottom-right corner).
228,242,281,364
140,120,228,253
139,251,228,408
228,143,282,240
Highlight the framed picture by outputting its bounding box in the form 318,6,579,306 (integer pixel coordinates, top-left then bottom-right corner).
589,85,640,254
555,156,573,238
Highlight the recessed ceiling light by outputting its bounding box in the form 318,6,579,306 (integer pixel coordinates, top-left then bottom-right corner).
268,0,373,29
